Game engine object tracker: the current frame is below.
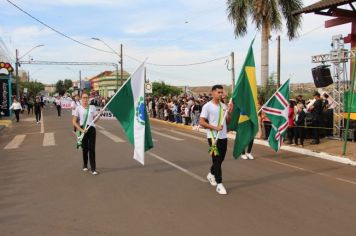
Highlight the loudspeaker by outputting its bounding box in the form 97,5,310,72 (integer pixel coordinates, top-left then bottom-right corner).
312,65,333,88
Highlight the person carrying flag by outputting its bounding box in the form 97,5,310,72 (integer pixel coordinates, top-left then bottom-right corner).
72,92,99,175
200,85,232,195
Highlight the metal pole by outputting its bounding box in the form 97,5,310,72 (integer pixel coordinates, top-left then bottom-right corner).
115,63,119,92
144,67,147,82
27,71,30,82
342,56,356,155
277,35,281,87
230,52,235,93
15,49,19,99
120,44,123,86
79,70,82,96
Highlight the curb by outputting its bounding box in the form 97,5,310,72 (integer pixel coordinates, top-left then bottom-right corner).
0,119,12,128
150,118,356,166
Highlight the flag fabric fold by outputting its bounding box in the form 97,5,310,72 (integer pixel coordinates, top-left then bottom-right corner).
107,63,153,165
228,39,259,158
262,80,290,151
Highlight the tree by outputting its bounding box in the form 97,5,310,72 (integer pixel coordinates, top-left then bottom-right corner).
64,79,73,91
20,81,45,97
258,73,278,103
227,0,302,87
152,81,182,97
56,80,65,95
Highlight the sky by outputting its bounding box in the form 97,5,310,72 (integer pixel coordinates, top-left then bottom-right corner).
0,0,353,86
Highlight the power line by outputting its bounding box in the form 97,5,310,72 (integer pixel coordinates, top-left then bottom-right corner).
6,0,116,55
125,52,228,67
147,55,228,67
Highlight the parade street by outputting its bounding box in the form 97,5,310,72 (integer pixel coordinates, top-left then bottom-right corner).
1,106,356,236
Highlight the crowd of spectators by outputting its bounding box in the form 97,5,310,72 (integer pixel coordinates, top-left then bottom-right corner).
148,91,335,145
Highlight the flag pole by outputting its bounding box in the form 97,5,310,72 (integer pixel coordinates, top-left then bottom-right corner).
211,98,232,146
78,61,146,139
258,79,290,114
342,55,356,155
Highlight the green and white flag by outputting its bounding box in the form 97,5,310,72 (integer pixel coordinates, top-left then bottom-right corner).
262,79,290,151
107,63,153,165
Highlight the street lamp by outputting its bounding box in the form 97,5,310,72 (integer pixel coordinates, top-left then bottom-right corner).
15,44,45,98
91,37,122,91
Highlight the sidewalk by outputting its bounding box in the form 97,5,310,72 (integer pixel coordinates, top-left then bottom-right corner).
150,118,356,166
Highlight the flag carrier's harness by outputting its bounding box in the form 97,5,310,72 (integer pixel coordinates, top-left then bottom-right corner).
209,99,231,157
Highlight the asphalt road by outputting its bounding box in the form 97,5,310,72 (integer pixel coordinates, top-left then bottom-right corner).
1,105,356,236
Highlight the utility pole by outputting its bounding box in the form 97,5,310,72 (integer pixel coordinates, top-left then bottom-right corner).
27,71,30,82
277,35,281,87
144,67,147,82
120,44,123,86
15,49,19,99
230,52,235,93
79,70,82,96
115,63,119,93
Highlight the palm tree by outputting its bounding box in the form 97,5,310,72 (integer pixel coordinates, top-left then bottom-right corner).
227,0,303,87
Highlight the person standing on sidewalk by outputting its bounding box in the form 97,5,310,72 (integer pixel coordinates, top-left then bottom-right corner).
72,93,99,175
200,85,232,195
294,103,306,147
55,96,62,118
309,92,323,144
10,98,22,122
34,97,42,124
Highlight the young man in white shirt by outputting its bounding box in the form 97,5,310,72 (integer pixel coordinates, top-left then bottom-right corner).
200,85,232,195
55,96,62,117
72,93,99,175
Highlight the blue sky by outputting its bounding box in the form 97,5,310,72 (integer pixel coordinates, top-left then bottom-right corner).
0,0,353,86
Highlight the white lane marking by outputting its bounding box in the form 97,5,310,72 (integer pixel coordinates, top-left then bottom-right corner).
98,130,125,143
96,124,106,130
96,124,126,143
4,135,26,149
164,129,206,141
151,130,184,141
43,132,55,146
148,152,208,183
40,111,44,134
262,158,356,186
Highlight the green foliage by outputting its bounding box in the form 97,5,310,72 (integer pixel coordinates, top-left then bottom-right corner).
258,73,278,103
20,81,44,97
56,80,65,95
227,0,303,40
152,81,182,97
64,79,73,91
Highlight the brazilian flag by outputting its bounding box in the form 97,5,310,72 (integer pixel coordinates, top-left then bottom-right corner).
228,39,259,158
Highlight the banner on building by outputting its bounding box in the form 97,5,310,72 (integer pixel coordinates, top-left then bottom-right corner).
0,78,10,116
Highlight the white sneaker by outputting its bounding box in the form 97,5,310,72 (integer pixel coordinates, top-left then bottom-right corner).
207,173,217,186
246,153,254,160
91,171,98,175
82,168,88,171
241,154,248,160
216,183,227,195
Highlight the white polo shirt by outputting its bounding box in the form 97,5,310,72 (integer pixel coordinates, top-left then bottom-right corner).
74,105,97,128
71,100,81,116
200,101,227,139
